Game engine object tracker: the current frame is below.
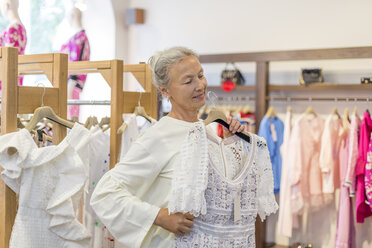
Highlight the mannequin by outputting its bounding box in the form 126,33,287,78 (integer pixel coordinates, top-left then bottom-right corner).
0,0,27,89
60,7,90,119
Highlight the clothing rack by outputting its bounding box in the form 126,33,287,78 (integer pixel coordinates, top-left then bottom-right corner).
1,49,68,248
68,61,157,168
200,46,372,248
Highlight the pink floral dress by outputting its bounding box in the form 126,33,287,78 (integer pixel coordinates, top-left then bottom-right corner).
60,30,90,118
0,22,27,90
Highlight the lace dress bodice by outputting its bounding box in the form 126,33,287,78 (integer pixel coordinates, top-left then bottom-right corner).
174,133,278,248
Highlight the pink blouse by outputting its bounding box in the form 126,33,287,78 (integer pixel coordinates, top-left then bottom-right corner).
289,114,325,215
365,135,372,208
356,111,372,223
0,22,27,89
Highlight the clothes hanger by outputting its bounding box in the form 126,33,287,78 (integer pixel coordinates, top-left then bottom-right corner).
99,116,111,132
265,106,278,118
25,86,74,131
332,108,341,119
133,91,152,123
343,108,350,132
84,116,98,129
203,109,251,143
304,106,317,116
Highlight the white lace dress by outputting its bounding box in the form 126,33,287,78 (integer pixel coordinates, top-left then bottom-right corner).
174,131,278,248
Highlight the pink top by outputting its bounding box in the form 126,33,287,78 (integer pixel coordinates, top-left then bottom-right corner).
0,22,27,89
319,114,343,195
289,114,325,215
365,135,372,209
60,29,90,87
345,114,361,196
356,111,372,223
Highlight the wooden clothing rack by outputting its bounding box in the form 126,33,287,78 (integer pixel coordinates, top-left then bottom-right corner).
68,61,157,168
1,49,69,248
0,49,157,247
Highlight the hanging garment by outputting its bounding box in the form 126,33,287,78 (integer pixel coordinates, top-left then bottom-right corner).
288,113,325,215
319,114,343,198
60,29,90,118
0,22,27,89
258,116,284,194
344,114,361,197
173,124,278,248
356,111,372,223
364,136,372,208
119,114,157,161
335,125,356,248
0,124,91,248
277,110,294,237
85,126,111,248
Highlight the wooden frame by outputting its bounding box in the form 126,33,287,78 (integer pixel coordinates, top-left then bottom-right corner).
67,61,157,168
200,46,372,248
0,50,68,248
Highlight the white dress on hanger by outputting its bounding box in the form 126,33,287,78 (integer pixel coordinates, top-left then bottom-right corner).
173,126,278,248
0,124,91,248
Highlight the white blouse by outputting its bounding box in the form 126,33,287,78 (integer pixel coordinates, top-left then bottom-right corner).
0,124,91,248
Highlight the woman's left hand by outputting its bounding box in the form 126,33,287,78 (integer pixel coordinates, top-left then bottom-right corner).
223,116,245,138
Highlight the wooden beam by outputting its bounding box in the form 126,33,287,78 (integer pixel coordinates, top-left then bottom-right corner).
18,53,54,64
199,46,372,63
255,62,269,130
269,83,372,92
52,53,68,145
110,60,123,168
123,64,146,72
18,86,59,114
122,92,152,113
0,47,18,248
68,60,111,70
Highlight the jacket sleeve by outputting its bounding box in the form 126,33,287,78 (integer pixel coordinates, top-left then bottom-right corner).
90,142,162,248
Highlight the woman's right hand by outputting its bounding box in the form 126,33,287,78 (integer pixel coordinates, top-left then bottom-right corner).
154,208,194,236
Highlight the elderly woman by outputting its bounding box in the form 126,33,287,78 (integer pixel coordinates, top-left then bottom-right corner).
91,47,277,248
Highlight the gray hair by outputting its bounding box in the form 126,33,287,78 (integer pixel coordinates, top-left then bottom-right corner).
148,47,198,88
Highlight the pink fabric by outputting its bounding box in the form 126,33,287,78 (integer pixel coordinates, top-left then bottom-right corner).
356,111,372,223
345,114,361,196
335,126,356,248
60,30,90,117
0,22,27,90
319,114,343,196
365,136,372,208
289,114,325,215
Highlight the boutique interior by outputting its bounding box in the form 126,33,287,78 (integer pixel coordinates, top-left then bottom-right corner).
1,0,372,248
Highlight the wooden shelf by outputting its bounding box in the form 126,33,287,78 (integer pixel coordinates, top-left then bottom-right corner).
269,83,372,91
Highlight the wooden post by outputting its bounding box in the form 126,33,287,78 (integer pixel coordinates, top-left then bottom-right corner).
255,61,269,132
52,53,68,145
0,47,19,248
110,60,123,168
255,61,269,248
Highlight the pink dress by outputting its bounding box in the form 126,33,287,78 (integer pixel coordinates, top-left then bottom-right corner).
60,29,90,118
335,125,356,248
356,111,372,223
0,22,27,90
289,114,325,216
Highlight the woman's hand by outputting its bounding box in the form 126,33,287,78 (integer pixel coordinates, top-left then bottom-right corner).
223,116,245,138
154,208,194,236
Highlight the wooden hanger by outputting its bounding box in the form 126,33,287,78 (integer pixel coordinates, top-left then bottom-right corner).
353,106,358,116
84,116,98,129
304,106,317,116
203,109,251,143
265,106,278,118
343,108,350,132
134,106,152,123
286,106,292,113
99,116,111,132
332,108,341,119
117,122,128,134
25,106,74,131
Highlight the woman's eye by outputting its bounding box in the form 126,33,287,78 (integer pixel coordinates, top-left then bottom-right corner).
198,74,204,79
184,81,192,84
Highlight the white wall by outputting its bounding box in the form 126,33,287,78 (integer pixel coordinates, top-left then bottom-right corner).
120,0,372,247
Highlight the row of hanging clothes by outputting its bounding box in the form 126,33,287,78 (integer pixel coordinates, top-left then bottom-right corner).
260,105,372,248
0,97,156,248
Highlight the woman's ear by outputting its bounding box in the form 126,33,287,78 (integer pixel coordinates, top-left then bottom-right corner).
158,86,169,99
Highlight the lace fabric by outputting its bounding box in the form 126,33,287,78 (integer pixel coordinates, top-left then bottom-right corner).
172,126,278,248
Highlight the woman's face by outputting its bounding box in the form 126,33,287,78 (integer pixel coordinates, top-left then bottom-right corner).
163,55,207,113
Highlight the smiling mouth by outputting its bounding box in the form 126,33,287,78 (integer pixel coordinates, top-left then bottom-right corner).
193,93,205,99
